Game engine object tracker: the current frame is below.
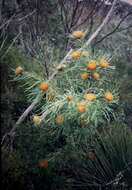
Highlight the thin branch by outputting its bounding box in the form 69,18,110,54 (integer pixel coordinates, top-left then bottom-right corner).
86,15,94,38
83,0,118,48
72,2,85,28
0,35,7,52
18,9,36,22
43,59,49,78
0,14,16,30
75,0,104,29
69,0,79,29
116,24,132,32
94,11,132,46
58,0,71,33
1,32,21,59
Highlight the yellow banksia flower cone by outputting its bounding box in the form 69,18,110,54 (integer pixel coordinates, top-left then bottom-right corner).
15,66,23,75
55,114,64,125
100,58,109,68
33,115,42,126
84,93,96,101
92,72,100,80
70,51,82,60
80,72,89,80
39,82,49,92
104,91,113,101
71,31,85,39
66,95,73,102
77,101,86,113
87,60,97,70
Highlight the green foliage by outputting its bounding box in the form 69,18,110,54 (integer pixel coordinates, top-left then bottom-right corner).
1,148,29,190
12,48,121,143
45,123,132,189
7,123,68,190
1,6,132,189
111,56,132,129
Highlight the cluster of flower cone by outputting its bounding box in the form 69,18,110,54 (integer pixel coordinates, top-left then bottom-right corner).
15,30,114,127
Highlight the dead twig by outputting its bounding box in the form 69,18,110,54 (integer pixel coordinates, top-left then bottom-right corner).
94,11,132,46
83,0,118,48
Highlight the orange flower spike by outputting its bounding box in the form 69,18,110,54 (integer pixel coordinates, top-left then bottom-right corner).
92,72,100,80
100,58,109,68
55,114,64,125
87,60,97,70
77,101,86,113
104,91,113,102
84,93,96,101
15,66,23,76
80,72,89,80
66,95,73,102
71,31,85,39
70,51,82,60
39,82,49,92
38,160,48,169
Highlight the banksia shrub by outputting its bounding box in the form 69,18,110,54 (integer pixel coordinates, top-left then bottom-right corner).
13,47,120,143
11,28,122,146
7,27,131,190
